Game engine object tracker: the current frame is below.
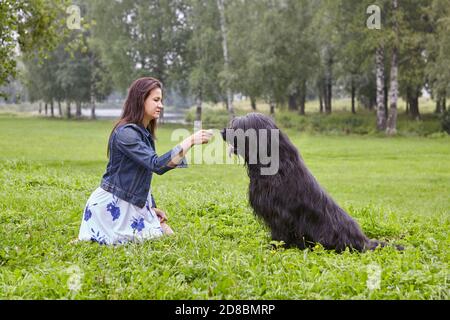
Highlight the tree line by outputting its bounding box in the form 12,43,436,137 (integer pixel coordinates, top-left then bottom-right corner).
1,0,449,134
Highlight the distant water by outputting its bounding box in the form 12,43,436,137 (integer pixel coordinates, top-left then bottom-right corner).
32,108,186,124
81,108,187,124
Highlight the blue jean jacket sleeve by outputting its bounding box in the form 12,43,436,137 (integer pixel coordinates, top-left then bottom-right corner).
115,126,187,175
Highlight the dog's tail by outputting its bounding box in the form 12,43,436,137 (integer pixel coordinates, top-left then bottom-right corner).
367,239,404,251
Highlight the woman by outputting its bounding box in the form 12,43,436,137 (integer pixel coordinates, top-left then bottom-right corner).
77,77,213,245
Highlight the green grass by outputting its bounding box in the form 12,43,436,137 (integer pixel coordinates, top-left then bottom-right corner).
0,114,448,299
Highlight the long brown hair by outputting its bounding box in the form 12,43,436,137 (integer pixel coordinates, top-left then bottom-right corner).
107,77,163,156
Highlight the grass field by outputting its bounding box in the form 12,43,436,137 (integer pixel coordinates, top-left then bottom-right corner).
0,114,448,299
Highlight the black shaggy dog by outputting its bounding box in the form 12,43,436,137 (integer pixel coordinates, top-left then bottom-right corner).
221,113,400,252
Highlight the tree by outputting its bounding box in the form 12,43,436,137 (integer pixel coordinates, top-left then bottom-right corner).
88,0,189,122
386,0,399,135
22,3,112,120
228,0,316,115
216,0,234,119
226,0,260,111
281,0,317,115
397,0,432,120
425,0,450,114
88,0,187,90
185,0,224,121
241,0,294,115
335,0,374,114
0,0,67,97
23,46,65,118
360,0,401,131
375,44,387,130
311,0,342,114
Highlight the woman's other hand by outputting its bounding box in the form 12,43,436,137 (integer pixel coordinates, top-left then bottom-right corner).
153,208,168,223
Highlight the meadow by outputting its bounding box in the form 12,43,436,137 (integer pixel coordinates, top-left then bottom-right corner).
0,113,448,299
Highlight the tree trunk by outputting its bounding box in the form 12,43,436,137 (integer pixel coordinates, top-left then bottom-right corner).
351,80,356,114
408,89,420,120
324,81,330,113
386,47,398,135
45,103,48,115
217,0,234,120
250,96,256,110
384,82,389,118
58,100,62,117
269,100,275,115
67,101,71,119
299,81,306,115
376,45,386,130
435,98,442,114
325,58,333,114
435,92,446,113
195,94,202,122
317,79,324,113
319,92,324,113
386,0,399,135
50,100,54,117
38,102,42,114
90,52,96,120
405,87,410,115
409,97,419,119
326,83,332,114
76,101,82,118
91,100,96,120
288,93,297,111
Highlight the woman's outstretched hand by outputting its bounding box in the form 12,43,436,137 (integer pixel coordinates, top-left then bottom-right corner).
191,129,214,145
168,129,214,168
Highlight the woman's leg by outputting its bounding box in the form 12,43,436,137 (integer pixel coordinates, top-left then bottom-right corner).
160,222,174,235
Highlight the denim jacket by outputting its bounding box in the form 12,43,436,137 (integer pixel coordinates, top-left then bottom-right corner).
100,123,187,208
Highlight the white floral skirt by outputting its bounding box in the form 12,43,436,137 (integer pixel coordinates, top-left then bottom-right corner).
78,187,164,245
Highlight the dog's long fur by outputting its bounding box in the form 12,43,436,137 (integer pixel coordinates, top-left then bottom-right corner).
221,113,398,252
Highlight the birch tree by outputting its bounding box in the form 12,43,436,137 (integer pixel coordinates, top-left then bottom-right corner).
386,0,399,135
216,0,234,119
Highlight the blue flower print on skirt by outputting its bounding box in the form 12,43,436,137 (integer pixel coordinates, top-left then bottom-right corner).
84,207,92,221
90,228,107,245
131,217,146,232
84,202,97,221
78,187,164,245
106,197,121,221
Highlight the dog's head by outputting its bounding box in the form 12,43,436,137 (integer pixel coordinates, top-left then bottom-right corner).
220,113,279,166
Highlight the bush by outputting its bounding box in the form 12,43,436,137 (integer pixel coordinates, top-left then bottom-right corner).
185,108,231,128
441,110,450,134
282,112,373,135
186,106,444,136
